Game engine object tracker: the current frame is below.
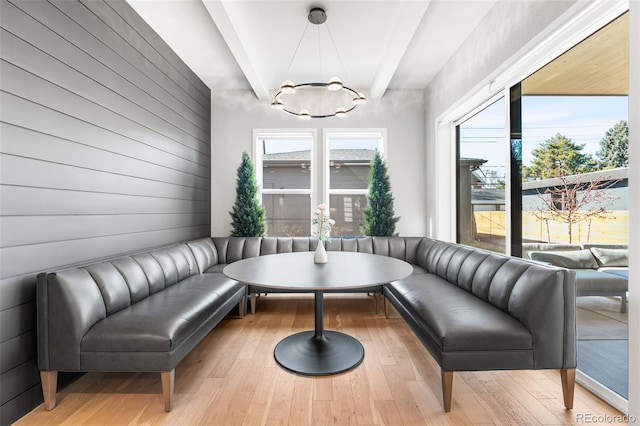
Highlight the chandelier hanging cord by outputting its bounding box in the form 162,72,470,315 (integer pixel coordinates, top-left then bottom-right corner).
325,23,349,81
317,24,322,78
271,7,366,119
286,22,311,74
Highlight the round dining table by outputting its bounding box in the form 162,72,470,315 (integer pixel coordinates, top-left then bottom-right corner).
223,251,413,376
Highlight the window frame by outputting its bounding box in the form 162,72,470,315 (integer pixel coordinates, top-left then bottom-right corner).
253,129,317,236
252,128,386,237
322,129,386,236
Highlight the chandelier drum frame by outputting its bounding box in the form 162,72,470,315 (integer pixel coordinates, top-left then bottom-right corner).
272,82,362,119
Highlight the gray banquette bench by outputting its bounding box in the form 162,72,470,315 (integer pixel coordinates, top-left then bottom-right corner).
207,236,578,412
524,243,628,312
37,236,577,413
209,237,386,314
37,240,247,412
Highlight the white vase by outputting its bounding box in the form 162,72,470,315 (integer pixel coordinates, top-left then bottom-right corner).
314,241,328,264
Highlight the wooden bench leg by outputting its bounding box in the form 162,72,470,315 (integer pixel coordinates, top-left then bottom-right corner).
560,368,575,409
442,370,453,412
41,371,58,410
161,370,175,412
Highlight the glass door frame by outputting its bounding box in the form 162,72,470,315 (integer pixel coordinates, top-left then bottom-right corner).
434,0,630,412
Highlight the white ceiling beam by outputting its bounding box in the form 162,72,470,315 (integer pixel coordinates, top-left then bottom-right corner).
369,1,431,99
202,0,270,100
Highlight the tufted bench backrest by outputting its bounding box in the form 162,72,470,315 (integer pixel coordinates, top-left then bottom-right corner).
416,238,570,310
194,236,572,322
196,237,425,273
37,243,199,371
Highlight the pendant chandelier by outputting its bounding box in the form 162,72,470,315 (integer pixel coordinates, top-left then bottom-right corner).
271,7,366,119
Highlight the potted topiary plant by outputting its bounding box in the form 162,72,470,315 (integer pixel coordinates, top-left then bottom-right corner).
229,152,266,237
362,151,399,236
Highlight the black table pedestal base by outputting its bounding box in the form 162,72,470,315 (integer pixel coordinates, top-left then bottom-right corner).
274,330,365,376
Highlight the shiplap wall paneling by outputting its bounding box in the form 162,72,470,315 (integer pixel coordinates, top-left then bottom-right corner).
0,0,211,424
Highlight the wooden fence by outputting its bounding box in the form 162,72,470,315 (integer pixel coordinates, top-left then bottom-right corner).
473,211,628,244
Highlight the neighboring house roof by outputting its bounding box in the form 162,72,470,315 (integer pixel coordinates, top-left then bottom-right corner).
459,157,488,168
264,150,310,161
522,167,629,191
264,149,375,162
329,149,376,162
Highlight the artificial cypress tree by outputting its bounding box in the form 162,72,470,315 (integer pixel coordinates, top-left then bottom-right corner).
229,152,266,237
362,151,399,236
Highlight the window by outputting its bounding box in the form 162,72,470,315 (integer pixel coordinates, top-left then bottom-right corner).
254,131,314,237
254,129,385,238
325,131,385,236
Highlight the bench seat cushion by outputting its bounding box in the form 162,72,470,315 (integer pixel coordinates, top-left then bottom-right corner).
386,274,532,353
411,265,428,274
82,274,243,355
205,264,227,273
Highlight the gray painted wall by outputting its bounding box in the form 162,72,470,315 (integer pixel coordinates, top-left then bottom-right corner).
210,89,425,237
425,1,578,118
0,1,211,423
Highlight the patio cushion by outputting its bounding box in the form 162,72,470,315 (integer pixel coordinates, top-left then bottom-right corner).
590,247,628,267
529,249,599,269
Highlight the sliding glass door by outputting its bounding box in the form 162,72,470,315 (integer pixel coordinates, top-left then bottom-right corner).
516,14,629,399
456,98,507,253
455,12,629,404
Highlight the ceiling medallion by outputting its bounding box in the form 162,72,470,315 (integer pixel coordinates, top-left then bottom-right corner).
271,7,366,119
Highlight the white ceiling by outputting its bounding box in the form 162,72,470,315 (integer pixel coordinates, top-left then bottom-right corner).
128,0,497,100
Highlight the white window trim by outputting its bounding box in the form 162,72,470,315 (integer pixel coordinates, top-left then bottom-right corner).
261,189,312,195
253,129,317,236
329,189,369,195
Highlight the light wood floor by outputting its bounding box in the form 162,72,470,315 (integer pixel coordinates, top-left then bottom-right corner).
18,294,624,425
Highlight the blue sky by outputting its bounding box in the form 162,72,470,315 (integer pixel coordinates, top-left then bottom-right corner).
458,96,629,178
522,96,628,163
